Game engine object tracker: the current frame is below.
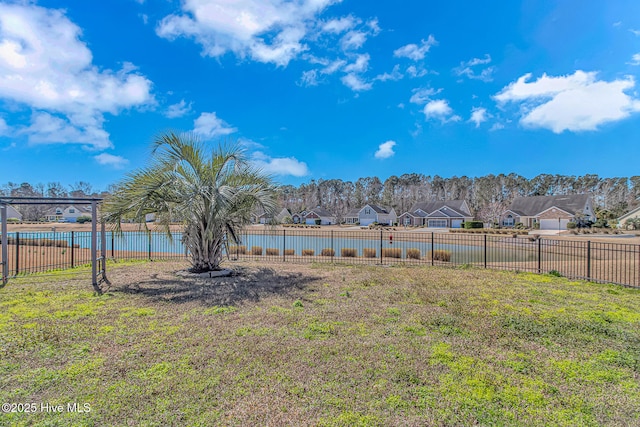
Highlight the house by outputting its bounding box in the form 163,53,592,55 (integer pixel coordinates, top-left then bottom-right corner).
257,208,291,224
305,207,336,225
292,211,307,224
398,200,473,228
500,194,596,230
45,205,93,223
617,205,640,229
0,205,23,222
343,208,360,225
358,204,397,226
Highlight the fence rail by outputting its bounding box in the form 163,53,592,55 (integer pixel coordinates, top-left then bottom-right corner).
1,230,639,287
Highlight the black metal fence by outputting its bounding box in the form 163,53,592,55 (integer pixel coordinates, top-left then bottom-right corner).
1,229,639,287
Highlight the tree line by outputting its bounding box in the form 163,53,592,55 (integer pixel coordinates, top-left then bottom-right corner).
3,173,639,222
277,173,640,223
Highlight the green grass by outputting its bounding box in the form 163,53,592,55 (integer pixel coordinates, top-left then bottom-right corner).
0,261,639,426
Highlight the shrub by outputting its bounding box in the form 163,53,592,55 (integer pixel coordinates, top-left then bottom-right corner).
266,248,279,256
463,221,484,229
363,248,377,258
284,249,295,256
315,219,321,225
302,249,315,256
428,250,452,262
566,221,577,229
406,248,421,260
228,245,246,255
321,248,335,256
76,216,92,224
341,248,357,257
7,218,20,223
251,246,263,255
382,248,401,258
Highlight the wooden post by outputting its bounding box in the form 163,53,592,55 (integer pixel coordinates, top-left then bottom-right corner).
91,201,97,287
1,204,6,285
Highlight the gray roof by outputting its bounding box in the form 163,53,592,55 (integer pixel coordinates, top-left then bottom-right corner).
345,208,360,217
409,200,471,217
363,204,393,214
307,207,334,218
427,207,465,218
508,194,590,216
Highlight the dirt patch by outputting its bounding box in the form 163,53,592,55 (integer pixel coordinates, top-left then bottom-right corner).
109,261,322,307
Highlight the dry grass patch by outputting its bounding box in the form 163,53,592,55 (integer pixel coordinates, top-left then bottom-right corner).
228,245,247,255
363,248,377,258
406,248,421,259
321,248,335,257
284,249,295,256
265,248,279,256
382,248,401,258
302,249,315,256
341,248,357,257
251,246,263,255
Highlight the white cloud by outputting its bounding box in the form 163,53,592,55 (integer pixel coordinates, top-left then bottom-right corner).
341,73,372,91
409,87,440,104
629,53,640,66
94,153,129,169
321,59,346,74
343,53,369,73
340,30,367,50
469,107,489,128
165,99,192,118
298,69,320,87
0,117,9,136
405,65,426,78
454,54,494,82
374,140,396,159
393,35,437,61
423,100,461,123
490,123,505,131
21,112,111,149
193,112,237,138
251,151,309,176
322,16,358,34
494,71,640,133
156,0,338,67
631,29,640,36
0,4,154,149
375,64,403,82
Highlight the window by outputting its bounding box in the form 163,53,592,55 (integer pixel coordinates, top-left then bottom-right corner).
365,208,371,215
503,215,514,227
404,216,411,225
69,209,75,213
55,208,62,214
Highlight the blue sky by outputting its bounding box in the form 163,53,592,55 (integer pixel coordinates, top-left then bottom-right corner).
1,0,640,191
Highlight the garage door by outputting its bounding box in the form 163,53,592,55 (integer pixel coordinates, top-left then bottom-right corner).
428,219,447,228
360,218,374,226
451,219,463,228
540,219,570,230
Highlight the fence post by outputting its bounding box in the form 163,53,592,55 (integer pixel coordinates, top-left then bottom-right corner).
71,231,75,268
15,232,19,275
380,229,383,265
331,230,334,262
111,231,115,259
586,240,591,280
148,233,152,261
283,229,286,262
484,233,487,269
1,204,7,285
431,232,434,266
537,238,542,274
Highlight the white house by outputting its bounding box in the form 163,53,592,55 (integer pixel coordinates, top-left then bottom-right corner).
343,208,360,225
45,205,93,223
500,194,596,230
305,207,336,225
618,205,640,229
358,204,397,226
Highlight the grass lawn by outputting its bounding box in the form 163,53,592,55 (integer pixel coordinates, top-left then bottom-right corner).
1,261,639,426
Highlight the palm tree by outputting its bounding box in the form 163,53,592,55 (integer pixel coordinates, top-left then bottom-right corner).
102,132,278,272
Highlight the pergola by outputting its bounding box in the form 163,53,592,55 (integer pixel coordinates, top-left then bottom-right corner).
0,197,108,289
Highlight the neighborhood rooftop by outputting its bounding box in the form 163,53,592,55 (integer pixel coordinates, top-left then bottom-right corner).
508,194,591,216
